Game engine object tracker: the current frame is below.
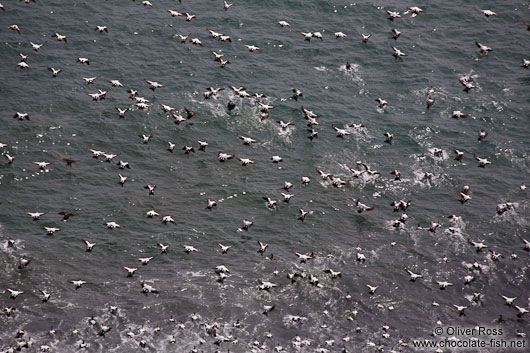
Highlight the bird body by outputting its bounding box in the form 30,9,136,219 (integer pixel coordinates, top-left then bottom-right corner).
48,67,62,77
355,199,374,213
105,221,123,229
162,215,176,224
257,240,268,255
474,154,491,167
82,77,97,84
9,24,20,33
157,243,169,253
476,41,493,53
218,243,231,253
391,46,407,57
70,280,86,289
245,44,261,52
137,257,153,265
218,152,234,161
141,282,158,294
83,240,96,252
123,267,137,277
433,280,454,289
237,134,257,145
29,41,43,51
52,32,67,43
404,268,423,281
332,124,351,138
17,61,30,69
385,8,401,21
25,210,46,220
41,226,61,235
366,284,378,294
237,157,255,166
481,9,498,17
207,199,217,210
183,245,199,253
6,288,24,299
145,79,164,90
258,280,278,290
39,289,50,302
118,174,127,185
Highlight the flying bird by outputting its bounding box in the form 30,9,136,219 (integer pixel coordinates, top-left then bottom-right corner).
145,79,164,90
60,157,79,166
9,24,20,33
474,154,491,167
52,32,67,43
391,46,407,57
48,67,62,77
481,9,498,17
475,41,493,53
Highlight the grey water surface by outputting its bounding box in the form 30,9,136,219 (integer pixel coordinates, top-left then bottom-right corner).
0,1,529,352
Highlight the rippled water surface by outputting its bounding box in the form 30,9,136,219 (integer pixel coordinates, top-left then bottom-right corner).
1,1,529,352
